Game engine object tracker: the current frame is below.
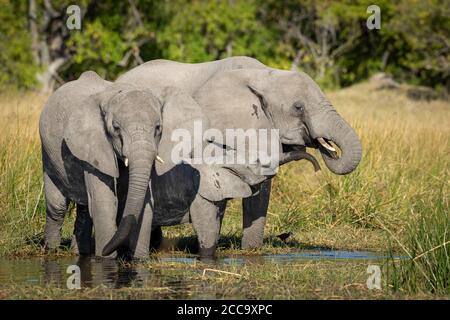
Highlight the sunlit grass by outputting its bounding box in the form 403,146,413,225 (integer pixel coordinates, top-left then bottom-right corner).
0,92,75,255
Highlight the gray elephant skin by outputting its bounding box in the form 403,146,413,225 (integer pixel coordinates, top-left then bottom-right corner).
105,56,362,256
39,71,162,258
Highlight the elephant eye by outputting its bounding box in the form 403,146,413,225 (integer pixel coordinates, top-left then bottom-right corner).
293,101,305,113
155,123,162,138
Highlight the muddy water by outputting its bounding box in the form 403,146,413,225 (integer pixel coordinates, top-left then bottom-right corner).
0,250,395,294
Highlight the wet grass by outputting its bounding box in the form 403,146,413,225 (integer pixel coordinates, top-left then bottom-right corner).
0,257,439,300
0,82,448,298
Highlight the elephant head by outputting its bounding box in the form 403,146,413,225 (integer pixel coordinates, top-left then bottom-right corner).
64,83,162,256
195,68,362,176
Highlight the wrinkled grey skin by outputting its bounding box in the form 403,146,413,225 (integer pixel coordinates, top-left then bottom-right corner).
39,71,162,258
114,56,362,255
108,85,283,257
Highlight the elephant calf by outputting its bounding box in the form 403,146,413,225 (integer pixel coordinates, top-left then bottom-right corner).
39,71,162,258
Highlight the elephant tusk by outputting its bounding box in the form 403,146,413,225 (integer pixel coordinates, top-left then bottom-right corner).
124,157,129,167
156,155,164,164
317,137,336,152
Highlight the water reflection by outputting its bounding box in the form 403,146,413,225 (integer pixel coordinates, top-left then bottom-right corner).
0,249,399,293
157,249,399,265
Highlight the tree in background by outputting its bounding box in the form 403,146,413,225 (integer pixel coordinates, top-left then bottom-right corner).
157,0,276,64
0,0,448,93
27,0,91,93
383,0,450,92
0,1,38,89
1,0,167,92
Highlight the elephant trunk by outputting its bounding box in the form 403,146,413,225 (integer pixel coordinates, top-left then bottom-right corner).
317,111,362,175
102,130,155,256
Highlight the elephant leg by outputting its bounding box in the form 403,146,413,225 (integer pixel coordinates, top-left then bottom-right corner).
128,190,153,259
85,171,117,258
190,196,226,257
150,226,163,251
242,179,272,249
44,172,69,250
71,204,93,256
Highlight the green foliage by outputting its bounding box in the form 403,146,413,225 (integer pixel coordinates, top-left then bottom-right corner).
1,0,449,91
158,0,275,64
0,1,39,89
383,0,450,91
67,20,128,79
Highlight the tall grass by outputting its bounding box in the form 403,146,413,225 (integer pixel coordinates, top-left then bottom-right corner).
388,188,449,295
0,92,74,255
0,83,448,295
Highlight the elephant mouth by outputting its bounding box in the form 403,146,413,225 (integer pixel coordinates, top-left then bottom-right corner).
315,138,339,160
280,144,321,171
280,138,341,171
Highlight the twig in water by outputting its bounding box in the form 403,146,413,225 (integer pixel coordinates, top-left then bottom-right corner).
202,268,242,278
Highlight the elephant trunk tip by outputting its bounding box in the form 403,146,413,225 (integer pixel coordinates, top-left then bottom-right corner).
316,114,362,175
102,215,137,256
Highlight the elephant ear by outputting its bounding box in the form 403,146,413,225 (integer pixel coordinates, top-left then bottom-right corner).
64,99,119,178
156,87,209,175
196,165,253,202
189,142,255,202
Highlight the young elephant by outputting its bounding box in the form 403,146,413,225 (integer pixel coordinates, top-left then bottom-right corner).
39,71,162,258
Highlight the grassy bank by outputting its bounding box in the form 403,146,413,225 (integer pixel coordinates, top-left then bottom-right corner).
0,258,432,300
0,82,448,298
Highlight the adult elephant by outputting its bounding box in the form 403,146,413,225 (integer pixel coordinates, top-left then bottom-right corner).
112,56,362,253
39,71,162,258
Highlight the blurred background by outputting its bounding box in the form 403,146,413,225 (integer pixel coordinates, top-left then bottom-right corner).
1,0,449,94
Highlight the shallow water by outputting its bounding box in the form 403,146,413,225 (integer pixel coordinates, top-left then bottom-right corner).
0,250,397,293
161,250,396,265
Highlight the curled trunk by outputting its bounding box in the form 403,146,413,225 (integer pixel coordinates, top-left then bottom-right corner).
318,112,362,175
279,150,321,171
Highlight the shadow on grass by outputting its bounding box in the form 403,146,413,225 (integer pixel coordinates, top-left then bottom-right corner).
25,231,334,256
25,233,86,254
169,233,334,254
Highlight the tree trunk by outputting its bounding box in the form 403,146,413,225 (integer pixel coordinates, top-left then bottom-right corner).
27,0,71,94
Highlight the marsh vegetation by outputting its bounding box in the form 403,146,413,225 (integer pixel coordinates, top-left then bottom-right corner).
0,81,448,299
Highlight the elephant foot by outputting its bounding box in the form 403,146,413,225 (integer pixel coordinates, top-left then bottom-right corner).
198,246,217,264
44,244,60,254
44,220,63,251
199,246,216,257
44,234,61,252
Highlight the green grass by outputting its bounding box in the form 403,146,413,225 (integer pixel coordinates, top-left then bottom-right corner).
0,258,437,300
0,82,449,298
388,188,449,295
